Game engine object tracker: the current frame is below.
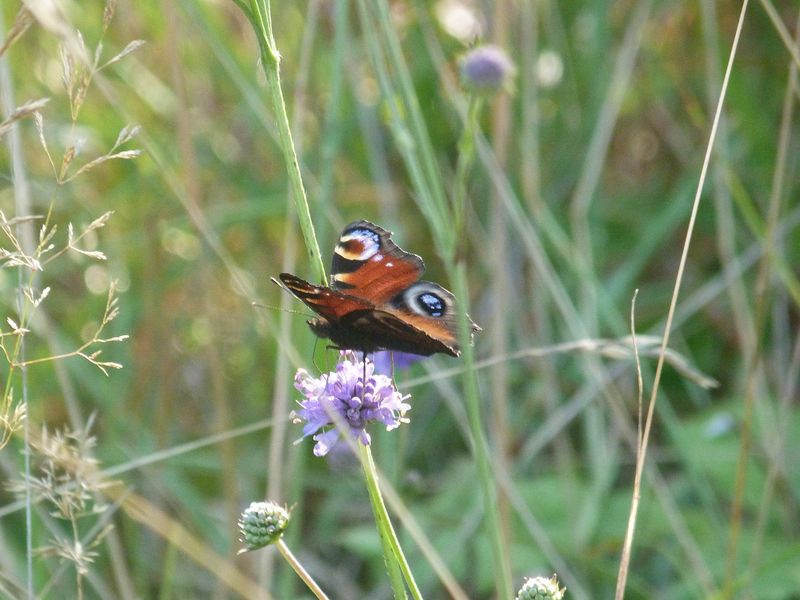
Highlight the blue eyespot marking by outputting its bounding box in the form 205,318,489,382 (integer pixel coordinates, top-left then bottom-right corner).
417,292,445,317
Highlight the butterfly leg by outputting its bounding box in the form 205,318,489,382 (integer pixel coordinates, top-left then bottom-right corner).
361,352,370,403
311,337,324,373
316,344,345,373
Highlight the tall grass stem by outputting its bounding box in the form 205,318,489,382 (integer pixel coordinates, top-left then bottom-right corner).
246,0,327,285
449,89,514,599
359,443,420,600
620,1,750,597
614,290,643,599
356,0,453,256
0,18,34,596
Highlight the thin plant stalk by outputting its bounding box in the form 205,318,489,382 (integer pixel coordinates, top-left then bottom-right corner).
449,95,513,598
747,8,800,582
614,290,644,600
235,6,361,599
0,15,35,595
356,2,514,593
356,0,453,256
615,1,750,597
301,366,419,599
275,538,331,600
370,0,451,239
359,444,420,600
452,96,482,247
244,0,327,285
359,1,514,592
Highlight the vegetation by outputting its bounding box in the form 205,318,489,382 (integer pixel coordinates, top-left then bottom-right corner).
0,0,798,598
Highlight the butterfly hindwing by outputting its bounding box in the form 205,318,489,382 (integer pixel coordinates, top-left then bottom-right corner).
385,281,461,354
341,308,458,357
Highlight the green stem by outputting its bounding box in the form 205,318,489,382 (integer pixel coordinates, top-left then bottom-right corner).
447,94,514,599
275,538,331,600
359,444,421,600
452,95,483,256
450,263,513,599
358,0,453,256
246,0,327,285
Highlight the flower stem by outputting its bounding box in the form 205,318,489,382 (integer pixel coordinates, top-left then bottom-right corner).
450,263,513,597
275,538,330,600
359,444,421,600
245,0,327,285
446,94,514,599
452,95,483,250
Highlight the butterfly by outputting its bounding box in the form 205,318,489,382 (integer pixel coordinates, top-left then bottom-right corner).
278,220,479,357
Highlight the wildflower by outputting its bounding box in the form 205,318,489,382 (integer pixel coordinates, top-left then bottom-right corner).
516,574,565,600
238,501,290,552
292,352,411,457
460,44,515,93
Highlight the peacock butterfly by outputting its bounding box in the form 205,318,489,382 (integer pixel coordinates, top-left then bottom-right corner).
279,220,479,357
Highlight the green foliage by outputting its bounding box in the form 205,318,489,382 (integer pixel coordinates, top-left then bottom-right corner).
0,0,798,598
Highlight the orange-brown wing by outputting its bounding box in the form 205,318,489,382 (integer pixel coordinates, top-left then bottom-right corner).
344,281,480,357
340,309,460,356
278,273,373,323
329,220,424,305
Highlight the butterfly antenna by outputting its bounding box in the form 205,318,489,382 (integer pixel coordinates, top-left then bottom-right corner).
269,276,330,320
251,300,312,317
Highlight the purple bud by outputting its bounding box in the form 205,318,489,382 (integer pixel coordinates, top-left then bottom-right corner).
460,45,515,93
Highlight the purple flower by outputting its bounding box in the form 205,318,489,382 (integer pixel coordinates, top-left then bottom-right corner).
460,45,515,93
292,352,411,457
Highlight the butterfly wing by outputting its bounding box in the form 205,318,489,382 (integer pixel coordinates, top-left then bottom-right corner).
330,220,424,304
278,272,452,354
280,221,479,357
343,281,479,357
278,273,373,322
340,309,459,356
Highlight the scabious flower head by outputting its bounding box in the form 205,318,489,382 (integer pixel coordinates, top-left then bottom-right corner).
516,575,565,600
460,44,515,94
237,501,290,553
292,352,411,457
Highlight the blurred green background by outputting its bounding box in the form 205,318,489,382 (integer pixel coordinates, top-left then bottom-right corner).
0,0,798,598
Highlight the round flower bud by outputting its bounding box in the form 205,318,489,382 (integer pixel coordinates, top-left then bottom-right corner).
238,501,290,552
459,45,515,93
516,574,566,600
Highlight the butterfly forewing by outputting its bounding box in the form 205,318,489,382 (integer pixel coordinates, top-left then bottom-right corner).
278,273,373,322
330,221,424,305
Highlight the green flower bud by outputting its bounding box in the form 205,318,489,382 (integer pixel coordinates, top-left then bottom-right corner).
516,574,566,600
238,501,290,553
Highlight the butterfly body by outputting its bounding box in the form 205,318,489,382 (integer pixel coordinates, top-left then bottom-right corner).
279,221,479,357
